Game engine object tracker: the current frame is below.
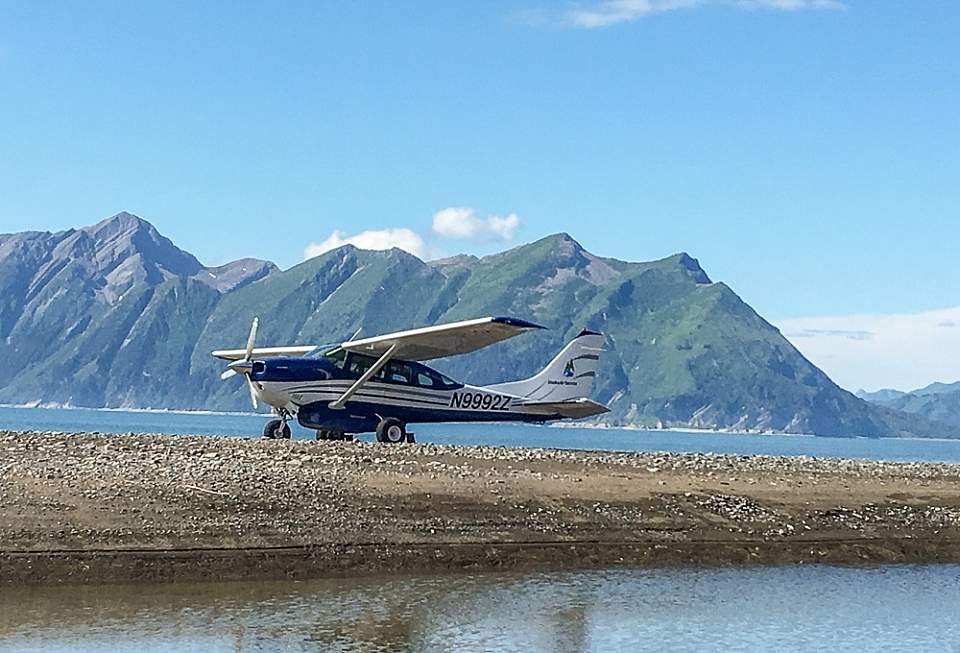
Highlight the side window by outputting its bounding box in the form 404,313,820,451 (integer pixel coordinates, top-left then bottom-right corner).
416,372,436,388
384,361,413,384
439,373,457,387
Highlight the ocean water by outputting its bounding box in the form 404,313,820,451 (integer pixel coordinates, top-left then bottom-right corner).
3,405,960,463
2,565,960,652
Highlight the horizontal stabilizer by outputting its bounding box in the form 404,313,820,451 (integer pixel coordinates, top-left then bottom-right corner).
211,345,317,361
518,398,609,419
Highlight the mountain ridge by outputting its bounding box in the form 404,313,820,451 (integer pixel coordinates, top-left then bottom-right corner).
0,212,954,439
859,380,960,429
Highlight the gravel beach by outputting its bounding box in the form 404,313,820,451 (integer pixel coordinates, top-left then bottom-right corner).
3,430,960,584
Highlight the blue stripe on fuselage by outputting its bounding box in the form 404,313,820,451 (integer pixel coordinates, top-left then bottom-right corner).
296,399,552,433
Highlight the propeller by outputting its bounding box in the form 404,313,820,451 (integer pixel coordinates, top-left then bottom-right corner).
219,317,261,409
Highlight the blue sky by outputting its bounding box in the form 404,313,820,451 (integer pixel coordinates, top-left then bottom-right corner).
1,1,958,389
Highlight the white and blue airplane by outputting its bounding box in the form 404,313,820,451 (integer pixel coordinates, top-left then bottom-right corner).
213,316,608,443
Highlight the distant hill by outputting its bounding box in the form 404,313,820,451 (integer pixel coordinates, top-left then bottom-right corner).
0,212,954,438
859,380,960,430
913,381,960,397
856,388,907,403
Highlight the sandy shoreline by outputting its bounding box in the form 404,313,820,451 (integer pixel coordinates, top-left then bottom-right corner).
3,430,960,585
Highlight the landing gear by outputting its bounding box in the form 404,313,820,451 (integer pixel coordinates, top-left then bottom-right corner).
262,418,291,439
376,417,413,444
316,429,352,442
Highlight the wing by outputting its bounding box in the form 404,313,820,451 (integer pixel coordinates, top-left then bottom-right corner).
340,316,544,361
211,346,317,361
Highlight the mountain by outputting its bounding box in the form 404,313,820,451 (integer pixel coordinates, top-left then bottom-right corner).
0,212,954,439
913,381,960,397
0,212,275,405
859,380,960,430
856,388,907,403
859,381,960,404
882,391,960,429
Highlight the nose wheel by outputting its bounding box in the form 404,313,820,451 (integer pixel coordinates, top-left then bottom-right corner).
262,418,291,439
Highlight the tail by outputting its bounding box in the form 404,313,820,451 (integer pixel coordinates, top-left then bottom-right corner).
485,329,604,402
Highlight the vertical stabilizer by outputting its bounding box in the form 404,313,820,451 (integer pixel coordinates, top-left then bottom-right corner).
485,330,604,402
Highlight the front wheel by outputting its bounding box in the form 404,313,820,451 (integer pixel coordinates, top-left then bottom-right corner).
263,419,291,439
376,418,406,444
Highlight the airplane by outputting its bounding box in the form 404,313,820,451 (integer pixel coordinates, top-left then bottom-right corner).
212,316,608,443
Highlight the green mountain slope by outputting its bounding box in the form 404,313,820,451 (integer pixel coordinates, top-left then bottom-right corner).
0,213,953,438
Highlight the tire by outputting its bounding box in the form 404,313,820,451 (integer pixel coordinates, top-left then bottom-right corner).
316,430,329,441
376,418,406,444
263,419,291,439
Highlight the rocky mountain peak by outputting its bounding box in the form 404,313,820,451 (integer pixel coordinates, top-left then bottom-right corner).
541,232,584,255
198,258,278,293
81,211,203,280
672,252,712,284
84,211,151,235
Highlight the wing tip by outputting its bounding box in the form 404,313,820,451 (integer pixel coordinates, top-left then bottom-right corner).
491,316,546,330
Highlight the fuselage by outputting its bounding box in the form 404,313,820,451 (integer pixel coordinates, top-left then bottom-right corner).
249,350,547,433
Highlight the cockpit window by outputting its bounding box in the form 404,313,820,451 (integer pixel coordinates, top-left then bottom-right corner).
324,348,347,370
346,353,376,376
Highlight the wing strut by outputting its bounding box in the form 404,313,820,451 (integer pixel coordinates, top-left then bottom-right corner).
328,343,397,410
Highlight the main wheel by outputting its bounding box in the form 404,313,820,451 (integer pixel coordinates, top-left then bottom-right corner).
376,418,406,444
263,419,291,439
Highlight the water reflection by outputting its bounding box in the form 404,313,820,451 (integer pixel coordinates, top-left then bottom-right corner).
3,566,960,652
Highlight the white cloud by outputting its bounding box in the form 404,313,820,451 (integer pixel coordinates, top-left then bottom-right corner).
736,0,845,9
566,0,703,27
527,0,844,28
777,306,960,393
431,207,520,242
304,207,521,262
304,228,426,260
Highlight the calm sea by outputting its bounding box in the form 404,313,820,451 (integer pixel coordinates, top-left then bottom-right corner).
2,565,960,652
3,405,960,463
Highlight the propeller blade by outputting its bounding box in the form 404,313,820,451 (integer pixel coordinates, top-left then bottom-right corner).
220,368,238,380
245,316,259,361
246,375,258,410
